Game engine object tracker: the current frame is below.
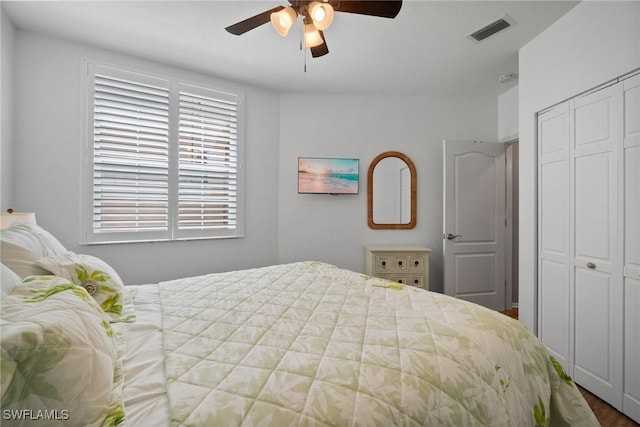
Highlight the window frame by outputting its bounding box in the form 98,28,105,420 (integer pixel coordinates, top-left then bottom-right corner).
81,61,245,244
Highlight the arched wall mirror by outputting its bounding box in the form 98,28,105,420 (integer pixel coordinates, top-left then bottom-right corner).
367,151,417,229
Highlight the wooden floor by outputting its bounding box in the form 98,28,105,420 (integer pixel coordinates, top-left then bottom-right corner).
500,308,639,426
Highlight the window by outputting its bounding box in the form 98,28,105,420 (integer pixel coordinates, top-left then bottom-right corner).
83,62,243,243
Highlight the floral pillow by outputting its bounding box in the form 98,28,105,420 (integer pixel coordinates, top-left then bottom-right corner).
1,276,126,426
37,252,134,322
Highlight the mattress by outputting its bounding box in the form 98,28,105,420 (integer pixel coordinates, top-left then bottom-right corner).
138,261,599,426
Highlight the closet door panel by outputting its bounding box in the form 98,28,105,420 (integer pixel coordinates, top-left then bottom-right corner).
541,161,569,255
623,74,640,422
625,145,640,272
574,269,611,380
574,152,614,269
537,104,570,369
540,108,570,156
624,75,640,271
624,278,640,421
574,100,613,148
571,84,622,408
624,75,640,141
539,259,568,359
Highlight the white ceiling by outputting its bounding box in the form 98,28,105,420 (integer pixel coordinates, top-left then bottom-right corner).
2,0,578,97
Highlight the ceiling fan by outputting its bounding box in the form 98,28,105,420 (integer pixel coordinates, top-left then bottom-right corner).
225,1,403,58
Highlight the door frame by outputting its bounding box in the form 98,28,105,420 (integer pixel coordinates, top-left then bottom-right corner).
505,140,519,310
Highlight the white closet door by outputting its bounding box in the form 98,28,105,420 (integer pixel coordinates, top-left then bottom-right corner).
571,83,623,408
537,103,571,370
623,73,640,421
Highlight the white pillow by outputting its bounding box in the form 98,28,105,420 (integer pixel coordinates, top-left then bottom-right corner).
1,276,125,427
1,263,22,298
0,222,67,278
37,252,134,322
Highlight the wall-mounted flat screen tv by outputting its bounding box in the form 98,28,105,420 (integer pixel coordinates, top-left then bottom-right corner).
298,157,360,195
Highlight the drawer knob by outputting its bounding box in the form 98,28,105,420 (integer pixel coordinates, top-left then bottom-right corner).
381,261,386,266
398,261,403,266
414,260,419,267
586,262,596,269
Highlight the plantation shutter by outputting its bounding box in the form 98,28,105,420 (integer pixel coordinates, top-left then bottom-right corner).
176,84,238,238
91,69,170,241
84,62,243,244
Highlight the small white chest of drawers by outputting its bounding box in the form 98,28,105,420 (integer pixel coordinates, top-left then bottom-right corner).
365,245,432,290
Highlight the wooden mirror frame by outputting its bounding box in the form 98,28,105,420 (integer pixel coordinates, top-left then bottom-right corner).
367,151,417,229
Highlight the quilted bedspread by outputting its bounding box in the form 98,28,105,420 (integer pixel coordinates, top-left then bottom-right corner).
158,261,598,426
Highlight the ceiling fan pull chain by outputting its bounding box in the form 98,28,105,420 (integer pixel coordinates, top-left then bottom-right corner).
300,23,307,73
299,21,303,52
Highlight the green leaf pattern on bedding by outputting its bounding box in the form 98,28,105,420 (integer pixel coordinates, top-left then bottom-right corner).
99,292,123,316
74,264,123,315
550,355,573,385
76,264,110,284
1,326,70,406
158,261,600,427
24,282,93,305
1,276,126,426
371,282,405,291
534,396,550,427
23,282,77,301
102,401,126,427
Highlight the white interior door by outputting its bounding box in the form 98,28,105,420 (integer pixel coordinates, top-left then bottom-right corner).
537,102,571,371
443,140,506,311
622,73,640,421
571,83,623,408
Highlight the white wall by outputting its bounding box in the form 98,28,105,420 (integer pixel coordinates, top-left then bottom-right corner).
278,94,498,292
519,1,640,331
498,85,518,143
1,9,15,210
11,30,281,284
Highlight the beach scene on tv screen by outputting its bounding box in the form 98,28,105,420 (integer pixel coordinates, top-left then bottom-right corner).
298,158,359,194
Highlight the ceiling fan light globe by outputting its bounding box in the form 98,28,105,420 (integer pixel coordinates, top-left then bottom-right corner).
304,22,323,47
308,1,334,31
270,7,297,36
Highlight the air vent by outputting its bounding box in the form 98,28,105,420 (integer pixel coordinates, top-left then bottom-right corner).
468,16,515,43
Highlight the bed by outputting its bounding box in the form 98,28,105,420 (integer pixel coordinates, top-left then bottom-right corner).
1,223,599,426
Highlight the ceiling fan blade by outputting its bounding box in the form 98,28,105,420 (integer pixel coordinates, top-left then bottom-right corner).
310,31,329,57
333,1,402,18
225,6,285,35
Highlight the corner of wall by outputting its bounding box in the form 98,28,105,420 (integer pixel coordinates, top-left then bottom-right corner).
1,7,16,211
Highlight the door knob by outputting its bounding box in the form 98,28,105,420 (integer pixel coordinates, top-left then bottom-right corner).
446,233,462,240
